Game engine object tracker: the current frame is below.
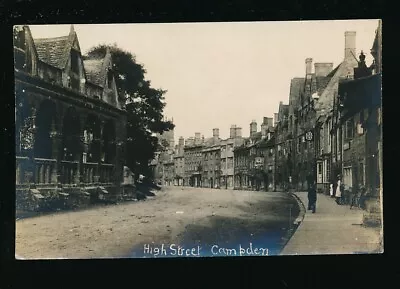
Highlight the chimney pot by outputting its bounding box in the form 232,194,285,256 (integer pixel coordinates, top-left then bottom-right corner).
230,125,237,138
213,128,219,138
344,31,357,60
235,127,242,138
250,121,257,137
305,58,313,74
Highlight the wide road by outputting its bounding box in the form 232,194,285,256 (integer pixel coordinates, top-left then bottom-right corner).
16,187,300,259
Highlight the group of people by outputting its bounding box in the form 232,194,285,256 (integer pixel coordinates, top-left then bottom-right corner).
329,175,367,209
307,174,367,214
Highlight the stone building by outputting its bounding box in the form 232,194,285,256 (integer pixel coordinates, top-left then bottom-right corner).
233,140,251,190
156,117,175,150
184,133,204,187
162,156,175,186
233,120,263,190
285,30,359,192
336,21,382,225
274,102,292,191
261,127,276,191
220,125,244,189
173,137,185,186
14,25,127,210
313,31,361,192
201,129,221,188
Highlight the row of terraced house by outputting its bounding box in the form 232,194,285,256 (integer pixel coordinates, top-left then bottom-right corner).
14,25,132,211
152,23,382,206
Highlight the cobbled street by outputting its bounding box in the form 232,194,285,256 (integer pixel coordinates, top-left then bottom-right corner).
16,187,299,259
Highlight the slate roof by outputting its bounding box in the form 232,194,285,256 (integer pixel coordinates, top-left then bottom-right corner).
83,59,105,87
326,64,341,78
289,78,305,108
34,36,71,69
314,76,332,94
315,58,358,117
250,131,262,141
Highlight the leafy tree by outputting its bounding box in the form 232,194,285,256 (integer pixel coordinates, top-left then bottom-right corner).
85,44,174,178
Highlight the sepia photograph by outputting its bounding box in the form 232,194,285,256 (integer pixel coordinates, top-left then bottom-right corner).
14,19,383,259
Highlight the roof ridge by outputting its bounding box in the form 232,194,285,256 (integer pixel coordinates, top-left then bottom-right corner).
34,35,70,42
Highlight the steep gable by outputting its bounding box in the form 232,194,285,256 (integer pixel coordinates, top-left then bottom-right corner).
314,57,358,117
289,77,304,111
13,25,39,75
83,49,114,89
34,36,71,69
33,25,85,73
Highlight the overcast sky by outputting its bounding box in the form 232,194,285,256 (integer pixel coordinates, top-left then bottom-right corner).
28,20,379,140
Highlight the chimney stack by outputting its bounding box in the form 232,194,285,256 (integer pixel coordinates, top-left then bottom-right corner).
185,137,194,147
264,117,273,128
250,120,257,137
194,132,201,145
314,63,334,77
212,128,219,138
235,127,242,138
344,31,356,60
274,113,279,126
261,123,267,138
305,58,313,75
179,136,184,146
230,125,237,139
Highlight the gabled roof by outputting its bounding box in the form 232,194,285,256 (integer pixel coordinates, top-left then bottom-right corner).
289,77,305,108
326,64,341,78
250,131,262,141
84,59,105,87
34,35,71,69
83,48,113,88
314,76,332,94
33,25,79,70
314,57,358,117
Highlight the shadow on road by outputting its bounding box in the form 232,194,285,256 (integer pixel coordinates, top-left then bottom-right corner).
129,193,301,258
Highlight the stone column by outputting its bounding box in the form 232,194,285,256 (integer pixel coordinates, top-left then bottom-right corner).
49,127,62,184
114,116,127,190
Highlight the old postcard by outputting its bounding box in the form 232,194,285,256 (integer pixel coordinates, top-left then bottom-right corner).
14,20,383,259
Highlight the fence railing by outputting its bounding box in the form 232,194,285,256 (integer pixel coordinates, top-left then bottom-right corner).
16,156,116,187
60,160,79,184
34,158,57,184
99,163,114,184
82,162,99,184
16,156,30,185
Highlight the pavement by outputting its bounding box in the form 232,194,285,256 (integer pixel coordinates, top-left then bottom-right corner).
281,191,383,255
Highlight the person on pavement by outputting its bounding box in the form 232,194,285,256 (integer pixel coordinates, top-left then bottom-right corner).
307,180,317,213
335,176,342,205
329,183,334,198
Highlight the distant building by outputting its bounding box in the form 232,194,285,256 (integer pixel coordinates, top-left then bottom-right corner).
173,137,185,186
220,125,244,189
233,120,263,190
274,102,291,191
184,132,204,187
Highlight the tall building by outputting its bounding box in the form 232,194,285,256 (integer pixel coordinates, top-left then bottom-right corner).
14,25,127,210
220,125,244,189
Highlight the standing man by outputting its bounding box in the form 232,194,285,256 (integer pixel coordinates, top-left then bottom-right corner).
307,176,317,213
